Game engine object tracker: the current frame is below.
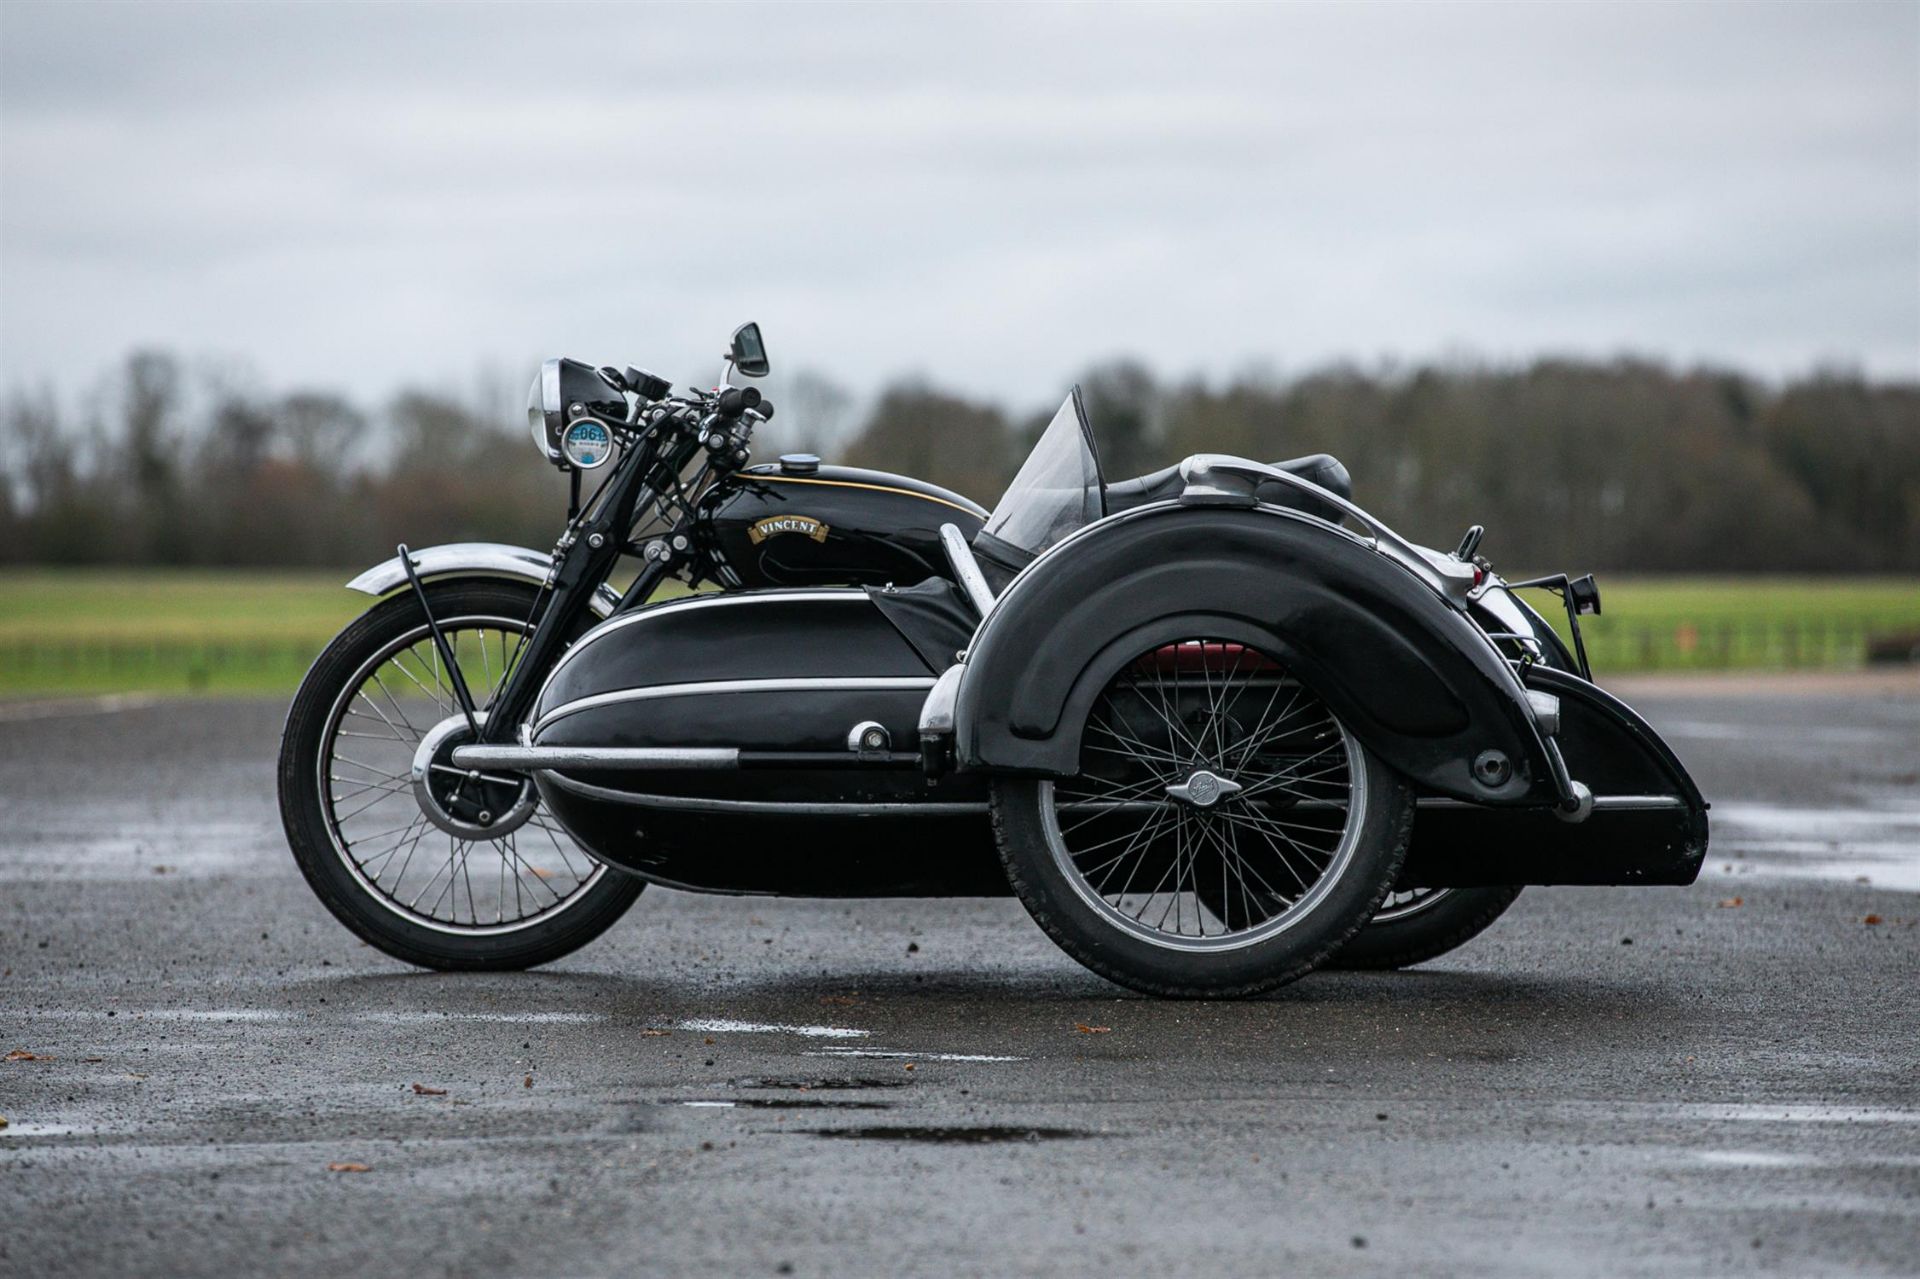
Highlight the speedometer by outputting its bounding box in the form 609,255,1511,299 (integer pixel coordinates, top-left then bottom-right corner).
561,419,613,469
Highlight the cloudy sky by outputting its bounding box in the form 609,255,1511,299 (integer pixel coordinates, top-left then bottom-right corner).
2,1,1915,411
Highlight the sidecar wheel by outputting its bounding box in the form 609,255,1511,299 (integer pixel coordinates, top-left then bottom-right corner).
279,581,644,971
1328,884,1524,970
990,638,1414,998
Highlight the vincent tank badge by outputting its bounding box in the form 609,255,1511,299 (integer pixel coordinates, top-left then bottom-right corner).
747,514,830,544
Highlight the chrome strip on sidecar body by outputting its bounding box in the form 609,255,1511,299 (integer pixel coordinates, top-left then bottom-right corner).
532,675,939,737
542,771,989,816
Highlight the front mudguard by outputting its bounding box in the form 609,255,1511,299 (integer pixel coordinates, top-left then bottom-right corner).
1401,668,1710,887
345,542,620,618
951,506,1562,806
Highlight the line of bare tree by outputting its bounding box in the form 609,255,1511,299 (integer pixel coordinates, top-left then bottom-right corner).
3,351,1915,572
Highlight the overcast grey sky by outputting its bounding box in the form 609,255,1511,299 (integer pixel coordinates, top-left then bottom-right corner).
2,0,1915,410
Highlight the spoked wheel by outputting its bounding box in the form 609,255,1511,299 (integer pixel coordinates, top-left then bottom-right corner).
1328,883,1524,969
279,581,642,970
991,636,1413,997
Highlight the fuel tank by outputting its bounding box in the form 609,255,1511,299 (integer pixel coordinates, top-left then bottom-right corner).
528,585,1002,896
698,458,987,590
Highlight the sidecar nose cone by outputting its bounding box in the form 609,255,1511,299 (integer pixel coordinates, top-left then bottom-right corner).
1166,769,1242,809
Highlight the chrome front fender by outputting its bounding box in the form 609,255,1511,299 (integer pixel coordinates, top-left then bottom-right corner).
345,542,621,618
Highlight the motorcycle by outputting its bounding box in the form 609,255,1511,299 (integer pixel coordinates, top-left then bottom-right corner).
279,323,1708,995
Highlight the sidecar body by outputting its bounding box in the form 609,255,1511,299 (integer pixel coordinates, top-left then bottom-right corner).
496,388,1706,911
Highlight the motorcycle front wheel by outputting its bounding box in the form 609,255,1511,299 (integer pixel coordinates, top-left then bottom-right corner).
278,580,643,971
990,636,1414,998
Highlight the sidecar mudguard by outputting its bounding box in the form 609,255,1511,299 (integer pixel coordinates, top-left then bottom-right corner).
1401,667,1709,886
951,505,1563,806
346,542,621,618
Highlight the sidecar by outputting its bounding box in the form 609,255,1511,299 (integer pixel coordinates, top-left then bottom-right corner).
467,388,1706,994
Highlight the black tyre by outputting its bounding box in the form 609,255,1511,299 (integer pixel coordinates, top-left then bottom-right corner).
1330,587,1560,970
278,580,643,971
990,637,1414,998
1328,884,1524,969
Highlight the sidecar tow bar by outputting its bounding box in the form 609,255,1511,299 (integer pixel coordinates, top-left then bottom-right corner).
448,744,928,772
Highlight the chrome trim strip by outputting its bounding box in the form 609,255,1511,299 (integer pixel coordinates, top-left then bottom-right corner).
346,542,620,618
1414,794,1687,811
1176,454,1480,607
452,745,739,771
939,523,996,617
558,588,873,666
543,771,988,816
918,664,965,738
533,675,938,737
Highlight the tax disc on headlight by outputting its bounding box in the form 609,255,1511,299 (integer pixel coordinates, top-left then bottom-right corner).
561,418,613,469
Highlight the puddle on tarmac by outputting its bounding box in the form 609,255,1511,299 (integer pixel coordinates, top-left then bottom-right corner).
0,1122,89,1138
805,1049,1026,1063
1668,1103,1920,1124
0,826,270,880
674,1098,894,1110
24,1008,292,1023
1691,1150,1820,1168
354,1011,606,1025
1662,721,1895,746
1711,802,1920,892
799,1125,1093,1144
730,1076,914,1091
676,1018,869,1039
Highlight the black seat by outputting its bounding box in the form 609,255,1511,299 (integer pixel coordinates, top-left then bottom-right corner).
1103,453,1352,519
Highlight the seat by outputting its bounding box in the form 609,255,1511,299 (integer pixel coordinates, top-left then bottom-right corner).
1103,453,1353,519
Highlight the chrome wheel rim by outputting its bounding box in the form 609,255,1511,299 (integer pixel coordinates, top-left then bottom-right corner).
1040,638,1368,953
1370,886,1453,923
317,614,607,936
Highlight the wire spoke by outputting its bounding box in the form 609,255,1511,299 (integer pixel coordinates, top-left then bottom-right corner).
318,616,604,934
1046,635,1361,948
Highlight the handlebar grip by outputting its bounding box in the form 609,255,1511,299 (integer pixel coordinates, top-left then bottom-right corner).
716,386,763,417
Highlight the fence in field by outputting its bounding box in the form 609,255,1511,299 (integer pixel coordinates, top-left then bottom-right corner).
3,619,1918,694
1559,618,1920,673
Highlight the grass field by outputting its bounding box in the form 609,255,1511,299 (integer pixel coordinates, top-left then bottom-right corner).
2,567,1916,698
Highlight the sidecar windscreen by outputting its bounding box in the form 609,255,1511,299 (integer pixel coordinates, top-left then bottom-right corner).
978,386,1106,566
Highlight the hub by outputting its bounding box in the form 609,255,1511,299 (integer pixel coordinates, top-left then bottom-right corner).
1165,769,1242,809
410,713,538,840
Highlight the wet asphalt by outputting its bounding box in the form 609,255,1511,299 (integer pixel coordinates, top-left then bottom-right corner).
1,681,1916,1277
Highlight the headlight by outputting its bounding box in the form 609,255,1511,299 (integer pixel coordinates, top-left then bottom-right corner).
528,361,563,462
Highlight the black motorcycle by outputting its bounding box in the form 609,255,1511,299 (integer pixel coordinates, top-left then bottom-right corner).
279,324,1707,996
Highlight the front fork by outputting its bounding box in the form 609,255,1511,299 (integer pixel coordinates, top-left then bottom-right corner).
465,456,688,745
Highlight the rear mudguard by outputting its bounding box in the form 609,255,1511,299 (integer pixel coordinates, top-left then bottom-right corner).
1401,668,1709,887
952,506,1561,806
345,542,621,618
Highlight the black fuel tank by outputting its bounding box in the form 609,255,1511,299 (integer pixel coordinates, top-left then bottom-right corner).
698,461,987,590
